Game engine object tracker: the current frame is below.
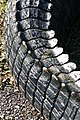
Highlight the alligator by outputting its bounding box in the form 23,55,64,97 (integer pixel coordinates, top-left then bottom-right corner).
4,0,80,119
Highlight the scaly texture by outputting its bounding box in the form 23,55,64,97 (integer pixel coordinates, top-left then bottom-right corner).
4,0,80,119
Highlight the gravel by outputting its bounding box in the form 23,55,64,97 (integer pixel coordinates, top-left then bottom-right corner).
0,85,47,120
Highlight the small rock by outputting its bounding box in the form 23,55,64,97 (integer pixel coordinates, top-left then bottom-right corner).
14,88,19,93
0,114,5,119
15,105,19,109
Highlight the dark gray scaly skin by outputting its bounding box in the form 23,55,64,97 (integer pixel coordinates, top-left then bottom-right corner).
4,0,80,119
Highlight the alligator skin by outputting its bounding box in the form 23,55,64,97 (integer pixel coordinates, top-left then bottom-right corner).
4,0,80,119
